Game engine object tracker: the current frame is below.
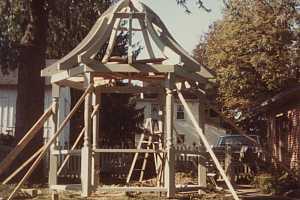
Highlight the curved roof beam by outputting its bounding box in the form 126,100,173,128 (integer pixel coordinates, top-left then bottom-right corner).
48,0,130,70
140,2,214,78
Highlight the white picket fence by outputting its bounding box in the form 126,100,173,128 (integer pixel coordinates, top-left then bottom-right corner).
45,143,251,182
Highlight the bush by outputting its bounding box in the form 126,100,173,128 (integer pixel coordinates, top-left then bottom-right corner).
255,171,300,195
0,134,14,146
254,173,274,194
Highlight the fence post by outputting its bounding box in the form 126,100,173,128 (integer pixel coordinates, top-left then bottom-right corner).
225,145,235,186
198,153,207,187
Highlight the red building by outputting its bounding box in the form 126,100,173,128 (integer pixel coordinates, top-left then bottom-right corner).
261,86,300,170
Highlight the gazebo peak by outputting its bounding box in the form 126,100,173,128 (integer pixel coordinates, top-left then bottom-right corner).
41,0,214,86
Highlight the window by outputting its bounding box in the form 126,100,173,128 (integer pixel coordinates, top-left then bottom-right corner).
176,104,185,120
177,134,185,144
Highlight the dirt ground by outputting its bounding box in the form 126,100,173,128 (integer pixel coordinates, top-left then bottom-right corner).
0,173,299,200
1,184,299,200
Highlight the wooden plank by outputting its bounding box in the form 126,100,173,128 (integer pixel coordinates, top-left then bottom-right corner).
81,17,117,59
174,149,206,156
126,133,145,183
57,80,84,90
51,149,81,155
174,66,207,84
59,17,110,70
141,2,214,78
146,17,180,64
57,128,85,175
50,71,70,83
81,73,93,197
41,64,61,77
94,148,164,153
91,91,100,186
114,12,145,19
49,87,59,186
138,19,155,59
0,106,52,177
7,84,93,200
3,146,43,184
50,184,82,191
177,90,240,200
97,85,161,94
42,0,130,74
58,0,129,69
102,16,123,63
164,73,175,198
106,57,165,64
81,57,176,73
97,186,167,192
128,9,134,64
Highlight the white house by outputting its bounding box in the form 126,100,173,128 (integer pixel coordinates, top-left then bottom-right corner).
0,60,70,146
136,95,226,146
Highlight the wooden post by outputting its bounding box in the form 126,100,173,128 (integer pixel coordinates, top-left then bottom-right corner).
225,145,235,186
177,90,240,200
49,84,60,186
128,6,133,64
156,91,165,186
81,73,93,197
7,85,93,200
91,89,100,187
164,73,175,198
198,99,206,187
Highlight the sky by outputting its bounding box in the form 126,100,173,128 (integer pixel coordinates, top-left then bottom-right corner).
139,0,224,53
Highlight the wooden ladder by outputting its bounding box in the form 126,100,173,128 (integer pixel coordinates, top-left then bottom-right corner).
126,118,163,184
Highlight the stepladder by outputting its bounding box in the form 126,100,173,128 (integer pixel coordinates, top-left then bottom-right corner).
126,118,164,185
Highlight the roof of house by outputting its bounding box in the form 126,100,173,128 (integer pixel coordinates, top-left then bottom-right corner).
240,85,300,120
259,86,300,110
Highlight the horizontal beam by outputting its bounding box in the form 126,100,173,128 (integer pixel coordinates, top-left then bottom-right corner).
41,64,61,77
50,184,81,191
176,185,205,192
114,12,145,19
80,57,176,73
98,186,167,192
174,67,208,84
175,149,206,156
93,148,165,153
96,85,162,94
51,149,81,155
58,80,84,90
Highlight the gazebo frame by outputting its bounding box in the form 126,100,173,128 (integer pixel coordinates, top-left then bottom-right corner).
0,1,240,200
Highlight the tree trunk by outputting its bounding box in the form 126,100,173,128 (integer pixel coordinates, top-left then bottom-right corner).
15,0,47,184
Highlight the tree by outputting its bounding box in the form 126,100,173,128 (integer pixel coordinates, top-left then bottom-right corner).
0,0,48,183
194,0,300,118
0,0,114,183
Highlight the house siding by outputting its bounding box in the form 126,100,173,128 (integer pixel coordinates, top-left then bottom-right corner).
0,85,70,146
136,99,226,146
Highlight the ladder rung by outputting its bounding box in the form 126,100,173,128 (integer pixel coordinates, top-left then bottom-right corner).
133,169,145,171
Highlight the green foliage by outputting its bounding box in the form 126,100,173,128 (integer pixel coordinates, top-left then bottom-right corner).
101,89,144,145
194,0,300,115
0,1,27,73
46,0,112,58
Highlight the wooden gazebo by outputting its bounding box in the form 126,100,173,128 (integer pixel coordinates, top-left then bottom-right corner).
0,1,240,199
